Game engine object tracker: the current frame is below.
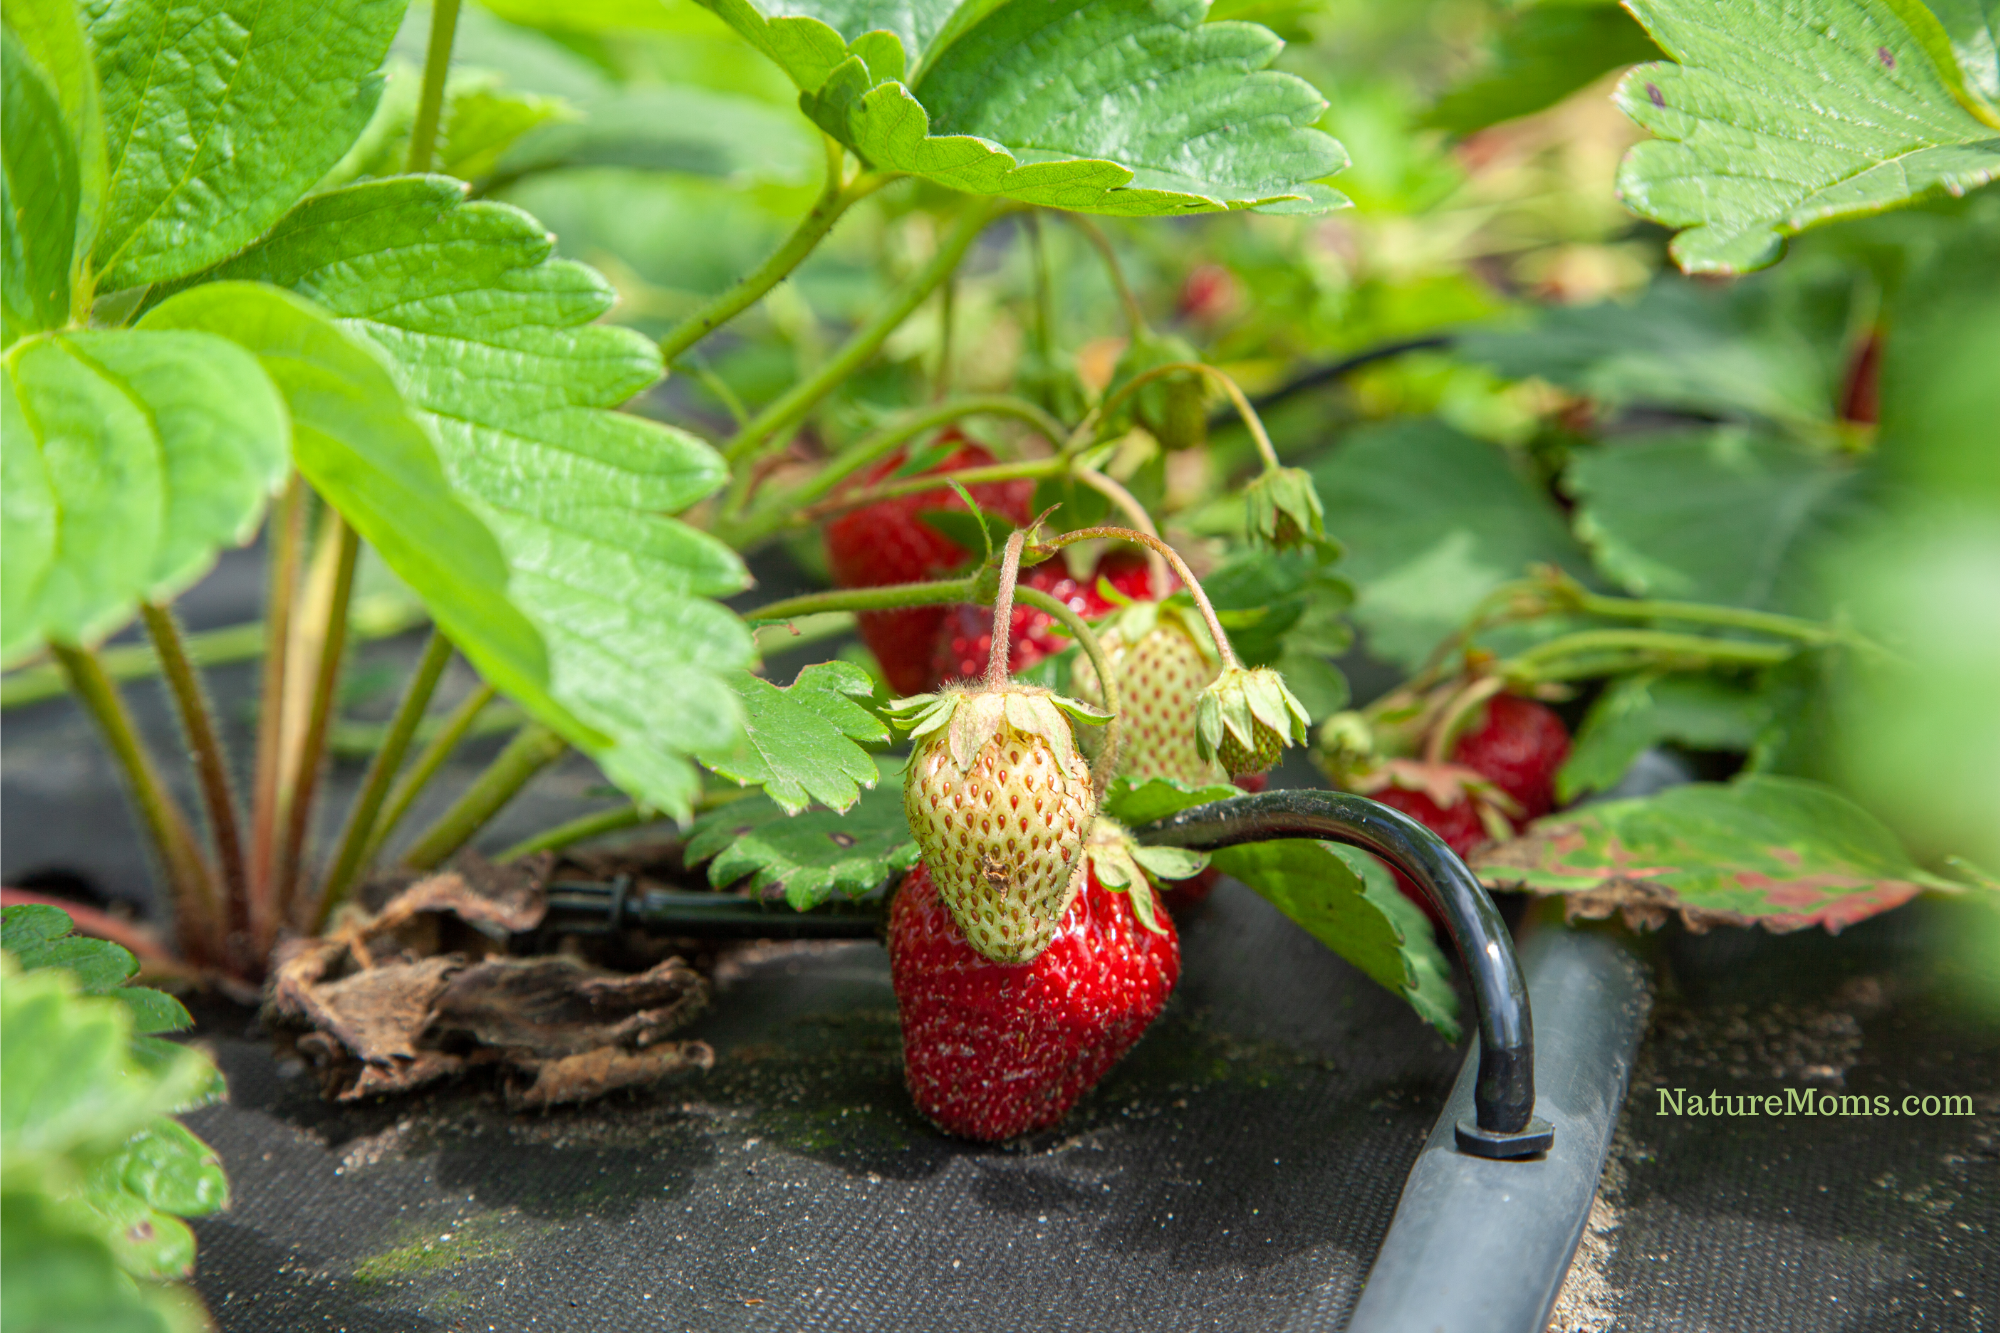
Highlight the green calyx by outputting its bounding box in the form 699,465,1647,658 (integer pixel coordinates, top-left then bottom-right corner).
886,682,1112,781
1083,817,1205,935
1196,665,1311,776
1244,467,1326,550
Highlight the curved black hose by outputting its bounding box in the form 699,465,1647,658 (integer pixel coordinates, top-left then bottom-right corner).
537,877,881,941
1128,788,1543,1148
1207,335,1455,430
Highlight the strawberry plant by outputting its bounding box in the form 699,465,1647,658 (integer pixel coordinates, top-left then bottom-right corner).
2,904,227,1332
3,0,1997,1185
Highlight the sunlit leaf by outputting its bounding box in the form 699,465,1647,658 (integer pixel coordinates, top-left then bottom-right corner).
1614,0,2000,273
697,661,888,814
699,0,1348,214
85,0,405,287
159,178,756,818
685,762,920,909
1,327,288,663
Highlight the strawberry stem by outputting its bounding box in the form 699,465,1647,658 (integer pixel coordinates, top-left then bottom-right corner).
1423,675,1506,765
746,576,980,624
1044,526,1241,671
986,530,1028,688
1089,360,1279,474
1074,468,1172,598
1015,583,1123,795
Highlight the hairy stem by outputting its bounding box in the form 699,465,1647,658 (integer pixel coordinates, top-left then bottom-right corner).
1060,213,1146,338
747,576,979,625
51,644,222,965
985,531,1028,688
497,803,659,862
1101,360,1280,473
1027,212,1056,400
797,457,1068,525
1502,629,1795,681
364,683,496,864
725,198,1009,469
932,272,955,400
1053,526,1240,670
140,603,247,920
1423,675,1507,765
400,723,569,871
310,630,455,931
1074,468,1170,598
247,476,305,943
1015,584,1123,797
724,394,1067,547
273,518,359,935
407,0,462,173
1565,586,1856,648
660,142,895,364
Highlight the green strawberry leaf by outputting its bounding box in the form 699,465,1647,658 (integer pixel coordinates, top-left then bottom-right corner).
1565,427,1861,614
1,904,135,993
1475,774,1963,930
1614,0,2000,274
159,177,756,820
1,27,82,341
696,661,889,815
1455,277,1842,437
697,0,1348,214
1306,419,1593,670
0,959,216,1165
85,0,405,289
0,1192,210,1333
2,0,107,303
1,325,289,664
136,280,568,734
1927,0,2000,102
1557,671,1777,802
1427,0,1661,134
685,762,920,909
1106,777,1461,1039
2,905,193,1036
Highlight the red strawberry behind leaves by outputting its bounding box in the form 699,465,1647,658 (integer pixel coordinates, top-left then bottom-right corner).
890,859,1180,1141
931,550,1160,684
1364,694,1572,925
824,438,1034,694
1450,693,1571,822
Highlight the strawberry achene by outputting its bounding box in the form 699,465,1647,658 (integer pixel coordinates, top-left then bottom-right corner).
891,861,1179,1141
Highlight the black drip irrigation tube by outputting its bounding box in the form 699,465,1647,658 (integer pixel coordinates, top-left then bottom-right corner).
1128,788,1552,1159
535,787,1551,1159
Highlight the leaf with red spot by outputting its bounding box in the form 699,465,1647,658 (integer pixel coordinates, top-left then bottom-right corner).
1475,775,1964,931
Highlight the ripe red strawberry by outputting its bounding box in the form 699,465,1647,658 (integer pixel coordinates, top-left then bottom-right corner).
931,551,1161,685
931,564,1099,684
824,439,1034,694
890,859,1180,1141
1451,694,1571,822
1370,784,1487,928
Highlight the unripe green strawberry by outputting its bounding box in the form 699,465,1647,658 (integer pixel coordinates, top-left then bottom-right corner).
889,684,1108,963
1197,665,1312,777
1072,602,1222,786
